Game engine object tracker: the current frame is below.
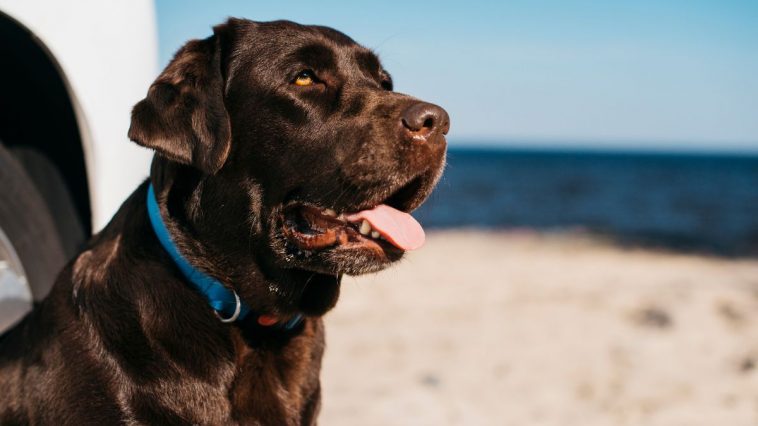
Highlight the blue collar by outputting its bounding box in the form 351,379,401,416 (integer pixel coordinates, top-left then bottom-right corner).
147,183,302,330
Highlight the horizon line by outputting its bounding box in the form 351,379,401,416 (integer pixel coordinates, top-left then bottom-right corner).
448,138,758,155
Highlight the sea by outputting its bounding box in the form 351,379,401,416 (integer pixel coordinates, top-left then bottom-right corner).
413,147,758,257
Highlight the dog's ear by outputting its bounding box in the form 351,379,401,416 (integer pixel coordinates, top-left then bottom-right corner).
128,26,232,174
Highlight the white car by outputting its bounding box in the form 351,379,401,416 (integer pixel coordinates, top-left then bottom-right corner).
0,0,157,331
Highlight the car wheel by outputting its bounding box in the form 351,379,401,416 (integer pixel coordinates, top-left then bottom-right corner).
0,143,67,331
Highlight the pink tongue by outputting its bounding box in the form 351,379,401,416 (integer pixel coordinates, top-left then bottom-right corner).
346,205,425,250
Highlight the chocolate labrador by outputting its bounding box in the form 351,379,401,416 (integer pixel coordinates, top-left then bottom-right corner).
0,18,448,425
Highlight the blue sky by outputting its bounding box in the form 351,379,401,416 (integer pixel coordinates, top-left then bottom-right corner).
156,0,758,152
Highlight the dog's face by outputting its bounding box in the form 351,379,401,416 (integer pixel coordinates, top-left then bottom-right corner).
129,19,448,313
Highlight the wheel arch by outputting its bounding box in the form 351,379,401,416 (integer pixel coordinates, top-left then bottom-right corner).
0,10,93,246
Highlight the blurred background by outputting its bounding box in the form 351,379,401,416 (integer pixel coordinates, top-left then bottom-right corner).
1,0,757,424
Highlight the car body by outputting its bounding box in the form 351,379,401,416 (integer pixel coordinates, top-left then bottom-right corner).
0,0,157,331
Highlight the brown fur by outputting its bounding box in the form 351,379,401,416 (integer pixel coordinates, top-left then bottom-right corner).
0,18,448,425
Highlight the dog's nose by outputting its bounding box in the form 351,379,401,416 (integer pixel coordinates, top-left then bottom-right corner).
401,102,450,142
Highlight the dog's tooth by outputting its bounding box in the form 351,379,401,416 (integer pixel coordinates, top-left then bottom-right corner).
359,220,371,235
323,208,337,217
371,231,380,239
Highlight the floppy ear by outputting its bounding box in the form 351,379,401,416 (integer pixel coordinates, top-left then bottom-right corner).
128,28,231,174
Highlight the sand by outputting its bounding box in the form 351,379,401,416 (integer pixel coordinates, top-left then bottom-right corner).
320,230,758,426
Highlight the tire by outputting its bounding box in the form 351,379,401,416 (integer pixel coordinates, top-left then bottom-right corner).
0,143,67,302
10,146,86,259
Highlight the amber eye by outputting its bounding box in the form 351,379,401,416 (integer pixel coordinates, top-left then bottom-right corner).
293,70,315,86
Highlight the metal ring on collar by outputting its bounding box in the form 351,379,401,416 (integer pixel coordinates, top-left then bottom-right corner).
214,291,242,323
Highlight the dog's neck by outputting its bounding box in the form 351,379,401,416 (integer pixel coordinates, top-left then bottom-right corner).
147,182,304,329
147,159,343,319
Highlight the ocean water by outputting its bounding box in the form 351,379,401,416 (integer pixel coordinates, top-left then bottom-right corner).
413,147,758,256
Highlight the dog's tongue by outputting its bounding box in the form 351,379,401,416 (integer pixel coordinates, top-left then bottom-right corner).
346,205,425,250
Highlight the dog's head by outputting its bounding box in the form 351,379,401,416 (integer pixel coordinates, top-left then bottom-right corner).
129,19,448,315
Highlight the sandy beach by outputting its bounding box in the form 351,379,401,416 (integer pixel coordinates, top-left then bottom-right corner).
320,230,758,425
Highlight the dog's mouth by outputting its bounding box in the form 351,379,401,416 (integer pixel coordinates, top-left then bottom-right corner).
280,176,428,255
281,203,424,253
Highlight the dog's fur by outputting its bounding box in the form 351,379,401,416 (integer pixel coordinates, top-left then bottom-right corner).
0,19,447,425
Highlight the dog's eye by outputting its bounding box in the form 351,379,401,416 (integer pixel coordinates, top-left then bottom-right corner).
293,70,316,86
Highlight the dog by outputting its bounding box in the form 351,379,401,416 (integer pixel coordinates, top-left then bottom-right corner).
0,18,448,425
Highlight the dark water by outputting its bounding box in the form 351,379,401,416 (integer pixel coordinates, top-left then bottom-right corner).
414,147,758,256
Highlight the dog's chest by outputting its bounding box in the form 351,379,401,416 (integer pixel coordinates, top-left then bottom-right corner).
119,334,322,425
222,325,324,424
